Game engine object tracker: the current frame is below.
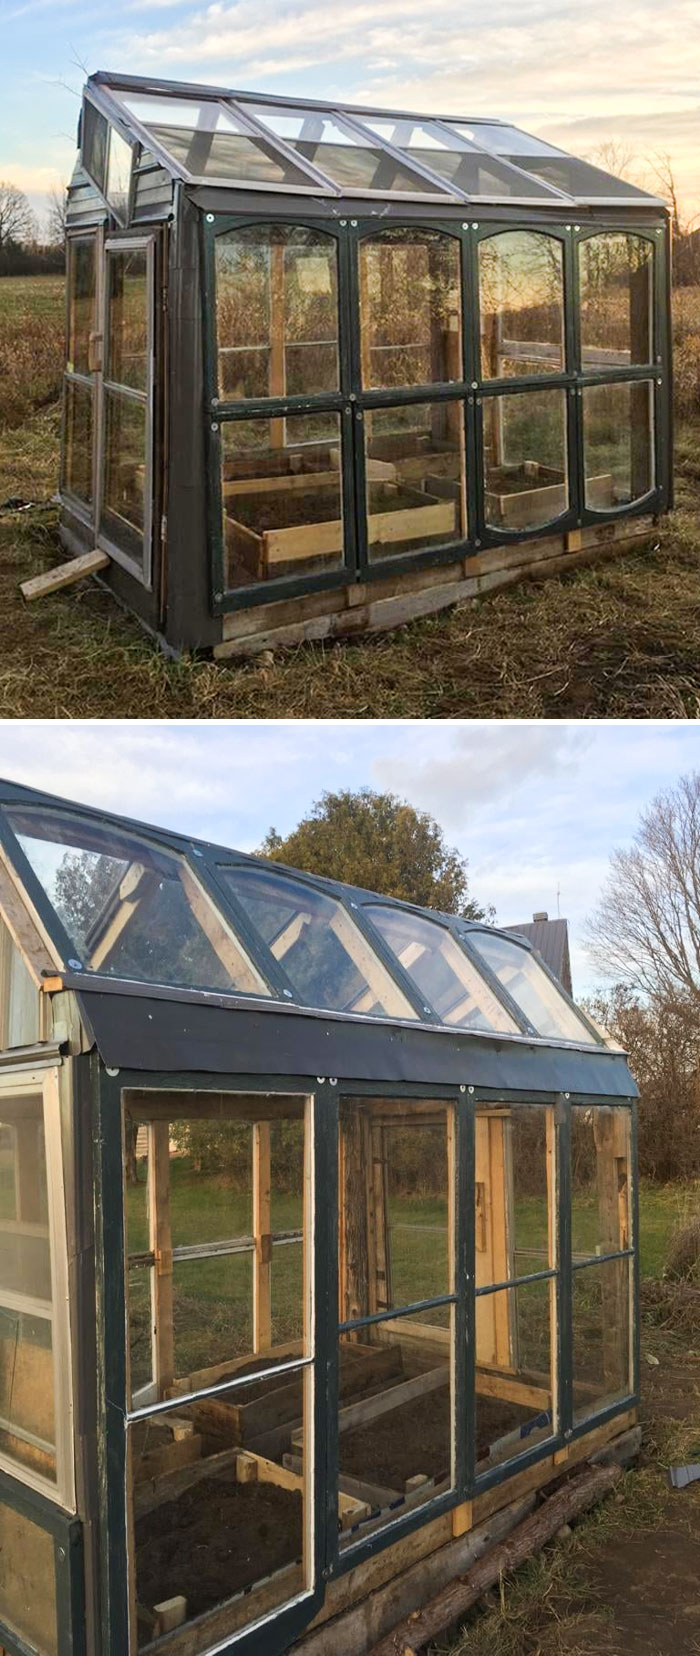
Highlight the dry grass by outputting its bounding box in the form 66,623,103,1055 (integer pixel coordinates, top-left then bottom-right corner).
0,273,699,719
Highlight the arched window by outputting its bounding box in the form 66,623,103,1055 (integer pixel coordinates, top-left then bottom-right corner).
478,230,565,379
359,227,462,390
578,233,653,368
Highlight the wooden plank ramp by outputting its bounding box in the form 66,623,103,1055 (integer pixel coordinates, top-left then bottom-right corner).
20,549,110,601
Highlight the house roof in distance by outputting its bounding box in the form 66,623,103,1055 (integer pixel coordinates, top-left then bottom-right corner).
508,914,573,997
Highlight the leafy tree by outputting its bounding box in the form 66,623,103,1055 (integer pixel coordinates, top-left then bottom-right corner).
259,788,486,918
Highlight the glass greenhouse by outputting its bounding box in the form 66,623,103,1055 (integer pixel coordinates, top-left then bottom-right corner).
59,73,672,657
0,777,639,1656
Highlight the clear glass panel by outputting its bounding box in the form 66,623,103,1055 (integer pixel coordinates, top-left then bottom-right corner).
0,1501,58,1656
125,1094,307,1404
0,1094,55,1482
573,1258,631,1422
119,93,315,187
66,236,96,376
62,379,93,505
571,1106,631,1263
107,248,148,392
244,104,450,194
219,865,416,1019
476,1280,554,1472
513,156,652,200
483,389,568,531
215,224,339,400
6,807,269,996
357,119,552,197
583,380,654,509
0,918,40,1050
475,1107,554,1294
469,930,595,1042
364,905,518,1032
579,234,653,368
479,231,564,378
82,98,108,190
364,400,466,563
130,1378,309,1648
337,1097,453,1540
359,229,462,389
106,126,133,219
450,123,566,160
103,389,146,542
221,416,344,590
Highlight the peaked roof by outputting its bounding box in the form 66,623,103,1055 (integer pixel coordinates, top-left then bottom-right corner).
80,70,666,210
508,916,573,997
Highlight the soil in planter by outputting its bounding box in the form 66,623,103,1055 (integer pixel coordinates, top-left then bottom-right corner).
230,480,431,534
135,1470,302,1617
338,1389,539,1488
486,464,564,496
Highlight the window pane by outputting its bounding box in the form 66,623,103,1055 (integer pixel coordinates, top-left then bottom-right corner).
483,389,568,531
579,234,653,368
469,930,595,1042
103,389,146,545
130,1379,309,1649
221,417,344,589
573,1258,631,1423
365,905,518,1032
244,104,449,194
450,123,565,160
62,379,93,506
120,94,315,187
476,1280,554,1472
66,236,96,376
0,1501,58,1656
7,808,269,996
0,1095,55,1483
125,1096,307,1406
107,248,149,392
364,400,466,563
512,156,652,201
359,229,462,389
215,224,339,400
106,126,133,219
82,99,108,190
583,380,654,509
219,865,417,1020
337,1098,453,1540
571,1107,630,1263
358,119,553,198
476,1107,554,1297
479,231,564,378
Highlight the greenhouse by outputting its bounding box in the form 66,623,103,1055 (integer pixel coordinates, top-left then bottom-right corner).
58,72,672,656
0,777,640,1656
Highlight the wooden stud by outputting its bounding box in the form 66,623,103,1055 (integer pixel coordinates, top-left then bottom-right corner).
20,548,110,602
148,1122,175,1396
253,1121,272,1353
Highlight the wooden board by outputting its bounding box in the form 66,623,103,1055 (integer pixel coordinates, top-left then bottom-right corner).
20,549,110,601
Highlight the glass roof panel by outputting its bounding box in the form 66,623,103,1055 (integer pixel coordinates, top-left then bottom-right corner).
359,117,561,199
449,122,566,159
5,807,270,997
115,93,317,186
241,103,451,194
365,905,519,1033
510,156,655,200
468,931,596,1043
219,865,417,1018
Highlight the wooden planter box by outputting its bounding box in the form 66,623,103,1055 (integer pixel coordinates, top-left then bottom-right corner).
486,464,614,531
224,474,458,581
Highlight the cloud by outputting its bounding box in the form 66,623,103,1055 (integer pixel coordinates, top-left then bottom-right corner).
373,723,591,829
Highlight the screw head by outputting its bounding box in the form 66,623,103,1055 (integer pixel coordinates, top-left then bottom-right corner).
68,958,83,971
316,1076,326,1083
459,1084,466,1093
468,1085,475,1094
350,218,358,227
472,221,479,229
205,213,214,223
283,989,293,999
211,421,219,432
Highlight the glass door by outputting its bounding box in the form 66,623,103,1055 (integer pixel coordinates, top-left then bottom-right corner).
97,236,155,584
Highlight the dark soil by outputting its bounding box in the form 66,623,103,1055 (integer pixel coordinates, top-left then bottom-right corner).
338,1388,534,1488
486,464,563,496
229,479,427,533
588,1512,700,1656
135,1470,302,1616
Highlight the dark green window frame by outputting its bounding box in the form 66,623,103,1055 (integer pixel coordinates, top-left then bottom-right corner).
0,1467,85,1656
202,213,669,616
94,1065,638,1656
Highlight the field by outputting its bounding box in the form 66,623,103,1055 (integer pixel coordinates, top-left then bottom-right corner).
1,273,699,719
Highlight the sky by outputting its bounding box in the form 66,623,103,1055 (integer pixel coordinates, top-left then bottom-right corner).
0,718,698,998
0,0,699,231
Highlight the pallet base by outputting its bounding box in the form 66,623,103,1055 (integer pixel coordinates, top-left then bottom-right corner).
215,516,658,659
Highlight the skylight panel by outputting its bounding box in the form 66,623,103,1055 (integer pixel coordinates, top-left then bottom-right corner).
358,115,571,200
240,103,452,195
114,92,321,187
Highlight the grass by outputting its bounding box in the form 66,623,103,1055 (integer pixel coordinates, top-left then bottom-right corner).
1,272,699,718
